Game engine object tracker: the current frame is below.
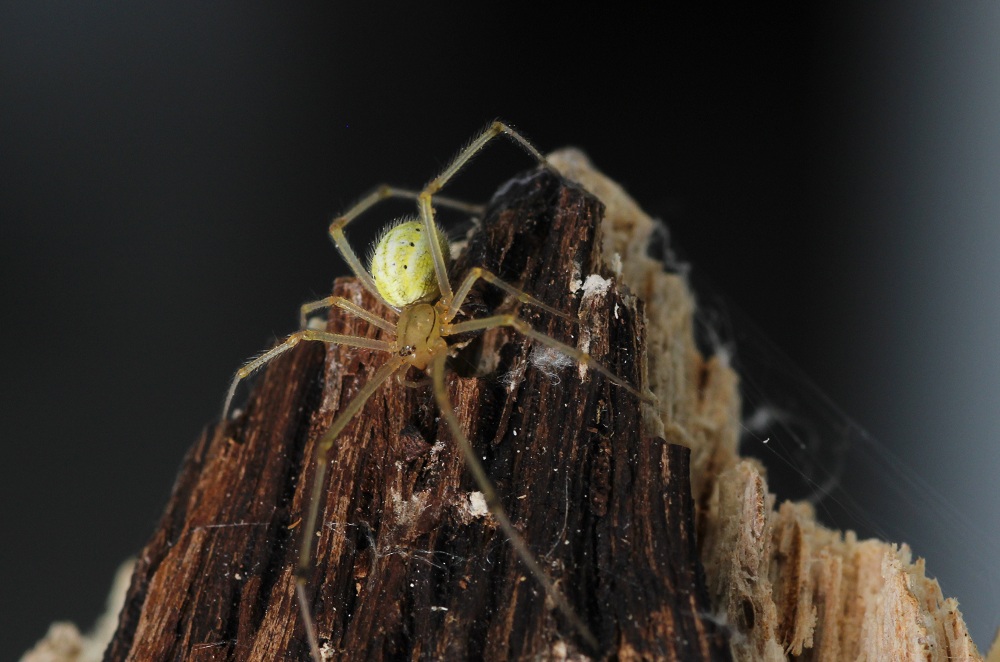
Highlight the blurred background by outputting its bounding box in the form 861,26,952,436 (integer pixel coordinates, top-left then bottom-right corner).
3,3,998,657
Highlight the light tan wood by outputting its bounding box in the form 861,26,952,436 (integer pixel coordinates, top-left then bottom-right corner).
551,147,986,661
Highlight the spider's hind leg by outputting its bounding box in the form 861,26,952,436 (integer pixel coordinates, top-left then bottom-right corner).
327,185,484,310
417,121,554,308
299,295,398,332
422,121,550,198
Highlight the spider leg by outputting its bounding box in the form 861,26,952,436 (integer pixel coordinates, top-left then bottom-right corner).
417,121,553,308
295,354,407,662
447,266,572,323
428,353,599,651
445,314,654,404
299,295,398,332
221,331,394,422
328,185,483,311
396,370,430,389
423,121,550,197
383,187,486,216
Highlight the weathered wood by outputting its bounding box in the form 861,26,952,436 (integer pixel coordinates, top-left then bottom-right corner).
550,150,986,662
23,151,985,662
105,169,729,660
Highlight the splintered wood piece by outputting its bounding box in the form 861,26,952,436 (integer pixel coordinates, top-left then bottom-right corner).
104,169,729,660
549,149,985,662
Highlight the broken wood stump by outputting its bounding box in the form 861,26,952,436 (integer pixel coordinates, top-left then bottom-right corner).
104,166,730,660
92,148,989,662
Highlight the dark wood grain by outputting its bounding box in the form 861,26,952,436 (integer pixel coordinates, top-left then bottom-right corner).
106,169,729,661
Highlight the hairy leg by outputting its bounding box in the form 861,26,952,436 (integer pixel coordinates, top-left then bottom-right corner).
446,314,653,403
327,185,483,311
299,294,397,332
221,331,393,422
428,352,599,651
295,355,407,661
417,121,552,308
447,266,572,323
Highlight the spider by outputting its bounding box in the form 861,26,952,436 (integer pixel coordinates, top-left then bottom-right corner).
222,121,652,660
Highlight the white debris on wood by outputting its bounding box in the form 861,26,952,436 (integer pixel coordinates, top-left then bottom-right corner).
577,273,611,298
466,491,488,519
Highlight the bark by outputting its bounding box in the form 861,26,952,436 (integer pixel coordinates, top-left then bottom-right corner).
104,167,729,661
89,149,989,662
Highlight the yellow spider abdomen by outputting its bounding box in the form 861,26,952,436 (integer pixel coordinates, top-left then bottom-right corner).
369,219,450,308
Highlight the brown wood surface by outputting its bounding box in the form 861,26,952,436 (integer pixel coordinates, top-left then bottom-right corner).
105,169,729,661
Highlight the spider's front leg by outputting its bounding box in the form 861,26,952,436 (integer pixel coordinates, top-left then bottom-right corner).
294,354,407,661
427,352,600,652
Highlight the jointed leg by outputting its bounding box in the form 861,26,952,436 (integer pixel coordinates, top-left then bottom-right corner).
384,187,485,216
299,295,398,333
447,266,572,324
295,355,407,661
328,185,484,311
446,315,654,404
422,121,550,197
417,121,552,308
428,353,599,651
221,331,393,422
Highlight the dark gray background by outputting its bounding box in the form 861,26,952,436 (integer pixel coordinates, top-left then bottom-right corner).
4,3,998,657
